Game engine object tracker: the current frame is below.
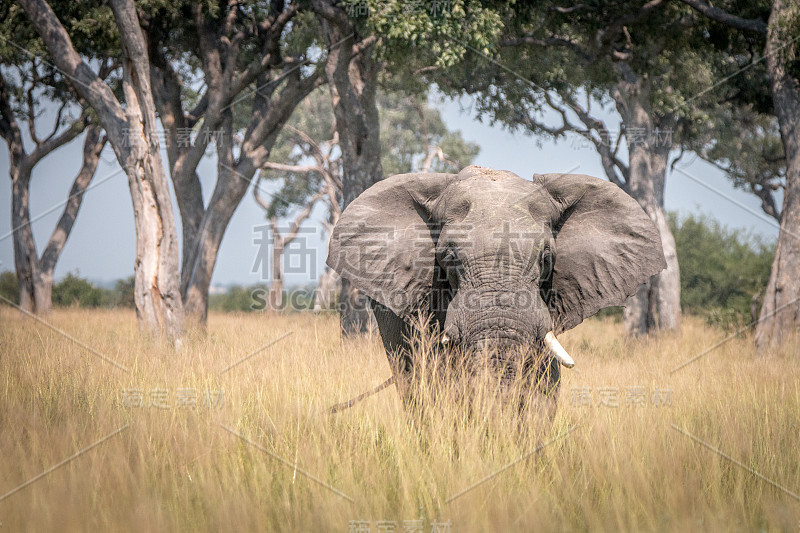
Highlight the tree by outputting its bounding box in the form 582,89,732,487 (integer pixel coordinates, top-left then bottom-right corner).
19,0,185,343
679,0,800,348
257,87,479,312
144,1,325,325
252,173,321,312
0,4,112,314
0,67,107,314
434,1,748,335
310,0,384,334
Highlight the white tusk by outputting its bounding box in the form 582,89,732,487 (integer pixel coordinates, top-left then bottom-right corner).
545,331,575,368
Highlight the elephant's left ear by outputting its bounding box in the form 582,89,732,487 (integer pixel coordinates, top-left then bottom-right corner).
326,172,457,317
535,173,667,333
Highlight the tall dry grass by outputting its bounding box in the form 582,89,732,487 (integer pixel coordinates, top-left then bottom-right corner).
1,307,798,532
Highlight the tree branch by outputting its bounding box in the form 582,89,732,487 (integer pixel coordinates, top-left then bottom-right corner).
499,35,593,63
18,0,127,145
261,161,324,175
27,113,88,168
40,124,107,272
283,191,324,244
679,0,767,34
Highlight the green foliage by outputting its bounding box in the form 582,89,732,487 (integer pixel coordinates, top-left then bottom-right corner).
109,276,136,309
670,212,775,329
1,1,121,103
342,0,506,74
52,272,105,308
208,285,319,313
0,270,19,305
209,285,264,313
430,1,768,152
687,104,785,221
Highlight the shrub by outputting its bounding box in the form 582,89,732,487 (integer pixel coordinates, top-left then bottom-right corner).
0,270,19,305
670,212,774,329
52,272,105,308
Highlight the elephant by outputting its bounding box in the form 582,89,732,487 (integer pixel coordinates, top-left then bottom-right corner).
326,165,666,418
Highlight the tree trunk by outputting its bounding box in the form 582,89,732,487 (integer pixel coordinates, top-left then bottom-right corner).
116,29,184,342
755,0,800,349
32,270,53,314
36,124,106,316
120,80,184,341
268,217,284,312
11,167,37,312
622,151,681,335
10,169,57,315
317,7,382,336
178,56,321,324
653,204,681,330
615,74,681,336
20,0,186,344
181,122,260,323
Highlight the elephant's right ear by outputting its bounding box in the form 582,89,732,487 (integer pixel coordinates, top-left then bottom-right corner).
535,172,667,333
326,173,457,318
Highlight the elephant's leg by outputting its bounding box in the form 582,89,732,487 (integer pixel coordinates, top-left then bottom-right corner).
368,299,419,411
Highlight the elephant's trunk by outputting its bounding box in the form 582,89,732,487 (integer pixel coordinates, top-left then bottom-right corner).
544,331,574,368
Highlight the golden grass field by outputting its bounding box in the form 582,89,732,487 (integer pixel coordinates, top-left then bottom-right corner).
1,307,799,532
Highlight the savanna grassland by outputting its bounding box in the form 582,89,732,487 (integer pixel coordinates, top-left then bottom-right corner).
1,307,799,532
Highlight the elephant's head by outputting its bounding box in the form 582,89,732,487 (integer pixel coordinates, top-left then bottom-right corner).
327,165,666,370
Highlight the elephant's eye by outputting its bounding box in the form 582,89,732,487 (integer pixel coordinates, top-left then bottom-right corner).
440,243,457,265
438,245,460,290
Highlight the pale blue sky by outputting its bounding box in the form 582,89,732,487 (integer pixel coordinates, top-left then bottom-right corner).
0,92,780,288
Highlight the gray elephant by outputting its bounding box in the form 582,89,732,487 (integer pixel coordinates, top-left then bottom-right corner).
327,165,665,416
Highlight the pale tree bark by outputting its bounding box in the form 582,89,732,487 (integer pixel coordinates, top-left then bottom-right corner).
147,3,323,325
314,266,340,311
0,69,106,314
614,69,681,335
20,0,185,343
755,0,800,348
313,0,383,336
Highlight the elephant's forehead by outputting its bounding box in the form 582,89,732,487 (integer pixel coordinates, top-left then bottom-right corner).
452,175,547,206
456,165,522,181
440,180,551,239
